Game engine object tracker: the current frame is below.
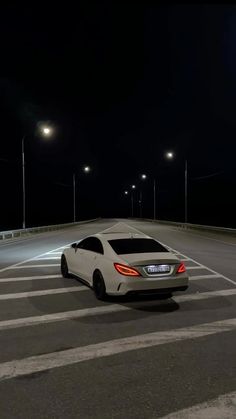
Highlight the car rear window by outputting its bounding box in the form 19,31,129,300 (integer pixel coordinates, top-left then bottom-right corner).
108,238,169,254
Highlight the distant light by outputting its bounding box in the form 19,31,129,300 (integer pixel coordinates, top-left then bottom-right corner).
131,185,136,189
42,127,51,135
84,166,91,173
124,191,128,195
141,174,147,180
166,151,174,159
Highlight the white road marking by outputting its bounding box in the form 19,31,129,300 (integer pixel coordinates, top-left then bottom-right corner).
0,275,62,283
0,317,236,381
45,252,62,255
0,243,72,273
10,264,60,269
122,222,236,285
189,274,223,281
0,288,235,331
169,227,236,247
35,257,61,260
160,390,236,418
174,288,236,302
159,242,236,286
0,286,87,300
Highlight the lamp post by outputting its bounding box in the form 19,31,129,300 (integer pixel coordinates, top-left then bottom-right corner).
140,174,156,220
165,151,188,224
131,185,136,217
22,126,52,229
185,159,188,224
139,174,147,218
73,166,91,222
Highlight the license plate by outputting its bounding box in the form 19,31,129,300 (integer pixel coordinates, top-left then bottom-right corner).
146,264,170,274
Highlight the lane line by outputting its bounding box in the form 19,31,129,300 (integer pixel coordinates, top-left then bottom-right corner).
159,241,236,286
0,288,236,331
0,317,236,381
160,390,236,418
169,227,236,247
9,264,60,269
0,286,87,300
125,222,236,285
0,274,62,283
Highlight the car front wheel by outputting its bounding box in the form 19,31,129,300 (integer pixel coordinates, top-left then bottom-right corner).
93,271,107,300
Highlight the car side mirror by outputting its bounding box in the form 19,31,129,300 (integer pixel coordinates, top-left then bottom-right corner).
71,243,77,249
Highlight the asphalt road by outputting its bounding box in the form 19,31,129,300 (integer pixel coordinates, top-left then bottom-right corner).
0,219,236,419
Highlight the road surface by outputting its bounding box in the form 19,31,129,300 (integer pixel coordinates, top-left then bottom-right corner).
0,218,235,418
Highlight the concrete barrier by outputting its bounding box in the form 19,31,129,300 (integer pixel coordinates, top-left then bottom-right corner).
0,218,101,241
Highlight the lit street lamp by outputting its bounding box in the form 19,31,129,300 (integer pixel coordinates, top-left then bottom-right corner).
165,151,188,224
139,173,156,220
131,185,136,217
73,165,91,222
22,126,52,229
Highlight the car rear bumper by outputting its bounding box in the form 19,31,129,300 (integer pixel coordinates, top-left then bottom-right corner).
108,275,189,295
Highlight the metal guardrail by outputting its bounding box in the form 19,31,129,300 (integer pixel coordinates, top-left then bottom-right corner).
140,218,236,235
1,217,235,241
0,218,100,241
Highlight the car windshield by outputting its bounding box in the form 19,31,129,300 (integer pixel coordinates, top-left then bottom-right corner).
108,238,169,255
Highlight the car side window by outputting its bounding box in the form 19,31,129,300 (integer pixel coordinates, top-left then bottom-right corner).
77,237,104,254
91,238,104,254
77,238,91,250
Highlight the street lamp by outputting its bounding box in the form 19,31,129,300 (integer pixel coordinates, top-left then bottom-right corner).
165,151,187,224
139,173,156,220
130,185,136,217
139,174,147,217
73,165,91,222
22,126,52,229
42,127,51,136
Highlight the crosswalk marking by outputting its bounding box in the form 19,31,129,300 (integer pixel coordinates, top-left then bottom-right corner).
10,264,60,269
158,241,236,286
0,288,235,331
0,286,87,300
0,274,62,283
0,316,236,382
35,257,61,260
0,243,72,273
160,390,236,418
45,252,63,255
190,274,222,281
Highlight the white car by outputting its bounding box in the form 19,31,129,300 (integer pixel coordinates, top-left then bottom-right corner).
61,232,189,300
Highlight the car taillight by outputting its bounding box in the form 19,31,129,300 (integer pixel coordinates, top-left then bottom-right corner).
177,263,186,273
114,263,141,277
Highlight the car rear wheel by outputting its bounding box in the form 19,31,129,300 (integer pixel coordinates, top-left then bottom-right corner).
93,271,107,300
61,255,69,278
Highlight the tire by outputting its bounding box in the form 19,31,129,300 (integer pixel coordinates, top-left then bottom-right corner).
93,271,107,300
61,255,69,278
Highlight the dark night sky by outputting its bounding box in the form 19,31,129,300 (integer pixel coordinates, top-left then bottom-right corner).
0,3,236,230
